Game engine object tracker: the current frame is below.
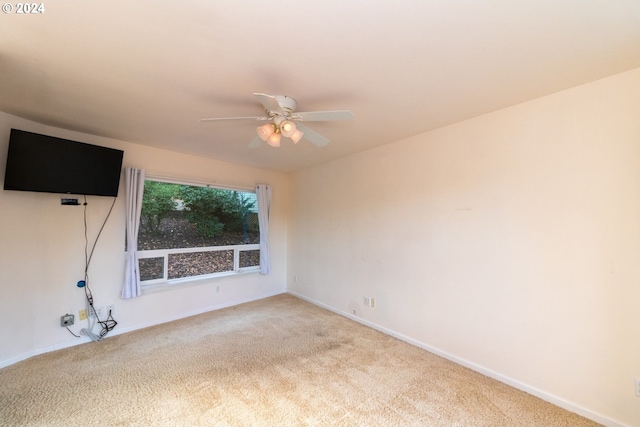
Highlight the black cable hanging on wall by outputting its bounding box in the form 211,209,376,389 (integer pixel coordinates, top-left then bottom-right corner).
66,195,118,340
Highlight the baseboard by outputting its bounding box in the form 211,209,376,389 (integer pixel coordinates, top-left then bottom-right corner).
0,289,284,370
0,336,94,369
287,291,627,427
110,289,284,337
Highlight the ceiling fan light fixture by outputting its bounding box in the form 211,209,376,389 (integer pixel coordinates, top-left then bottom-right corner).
256,123,275,141
203,92,353,148
280,120,296,137
266,132,281,147
290,128,304,144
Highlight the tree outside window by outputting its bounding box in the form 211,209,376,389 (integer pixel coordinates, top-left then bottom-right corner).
137,180,260,283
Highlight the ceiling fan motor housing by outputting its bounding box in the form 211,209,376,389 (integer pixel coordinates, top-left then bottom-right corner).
274,95,297,115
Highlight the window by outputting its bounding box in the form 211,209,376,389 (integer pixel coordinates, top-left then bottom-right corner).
137,180,260,285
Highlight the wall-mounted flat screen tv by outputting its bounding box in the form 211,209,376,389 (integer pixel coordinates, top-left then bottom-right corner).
3,129,124,197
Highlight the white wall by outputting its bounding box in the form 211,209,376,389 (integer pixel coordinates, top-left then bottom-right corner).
288,67,640,427
0,112,289,366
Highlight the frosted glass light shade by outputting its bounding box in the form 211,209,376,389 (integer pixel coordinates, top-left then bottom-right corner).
257,123,275,141
266,132,281,147
290,128,304,144
280,120,296,138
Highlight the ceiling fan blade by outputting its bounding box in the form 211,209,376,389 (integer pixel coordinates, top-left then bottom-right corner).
292,110,354,122
253,93,281,113
296,123,329,147
200,116,269,122
248,135,263,148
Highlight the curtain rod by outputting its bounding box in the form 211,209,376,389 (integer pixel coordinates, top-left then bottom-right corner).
144,173,257,192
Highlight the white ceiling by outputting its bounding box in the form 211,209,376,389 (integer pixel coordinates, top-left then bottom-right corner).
2,1,640,172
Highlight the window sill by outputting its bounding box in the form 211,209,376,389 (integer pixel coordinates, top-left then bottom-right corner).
141,267,260,293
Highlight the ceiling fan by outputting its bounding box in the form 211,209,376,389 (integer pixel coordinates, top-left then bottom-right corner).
200,93,353,148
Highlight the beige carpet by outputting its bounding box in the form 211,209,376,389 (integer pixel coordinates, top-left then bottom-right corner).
0,294,599,427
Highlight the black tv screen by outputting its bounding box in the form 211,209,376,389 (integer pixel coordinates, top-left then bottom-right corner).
3,129,124,197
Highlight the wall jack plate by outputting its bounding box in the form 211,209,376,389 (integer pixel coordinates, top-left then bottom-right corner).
60,314,74,326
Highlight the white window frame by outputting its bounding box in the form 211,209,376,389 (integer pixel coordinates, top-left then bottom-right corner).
138,176,260,288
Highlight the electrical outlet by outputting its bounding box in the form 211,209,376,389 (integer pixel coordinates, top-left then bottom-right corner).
364,297,370,306
370,298,376,308
105,304,114,316
95,306,105,318
88,305,104,319
60,314,74,327
78,309,87,320
635,378,640,397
